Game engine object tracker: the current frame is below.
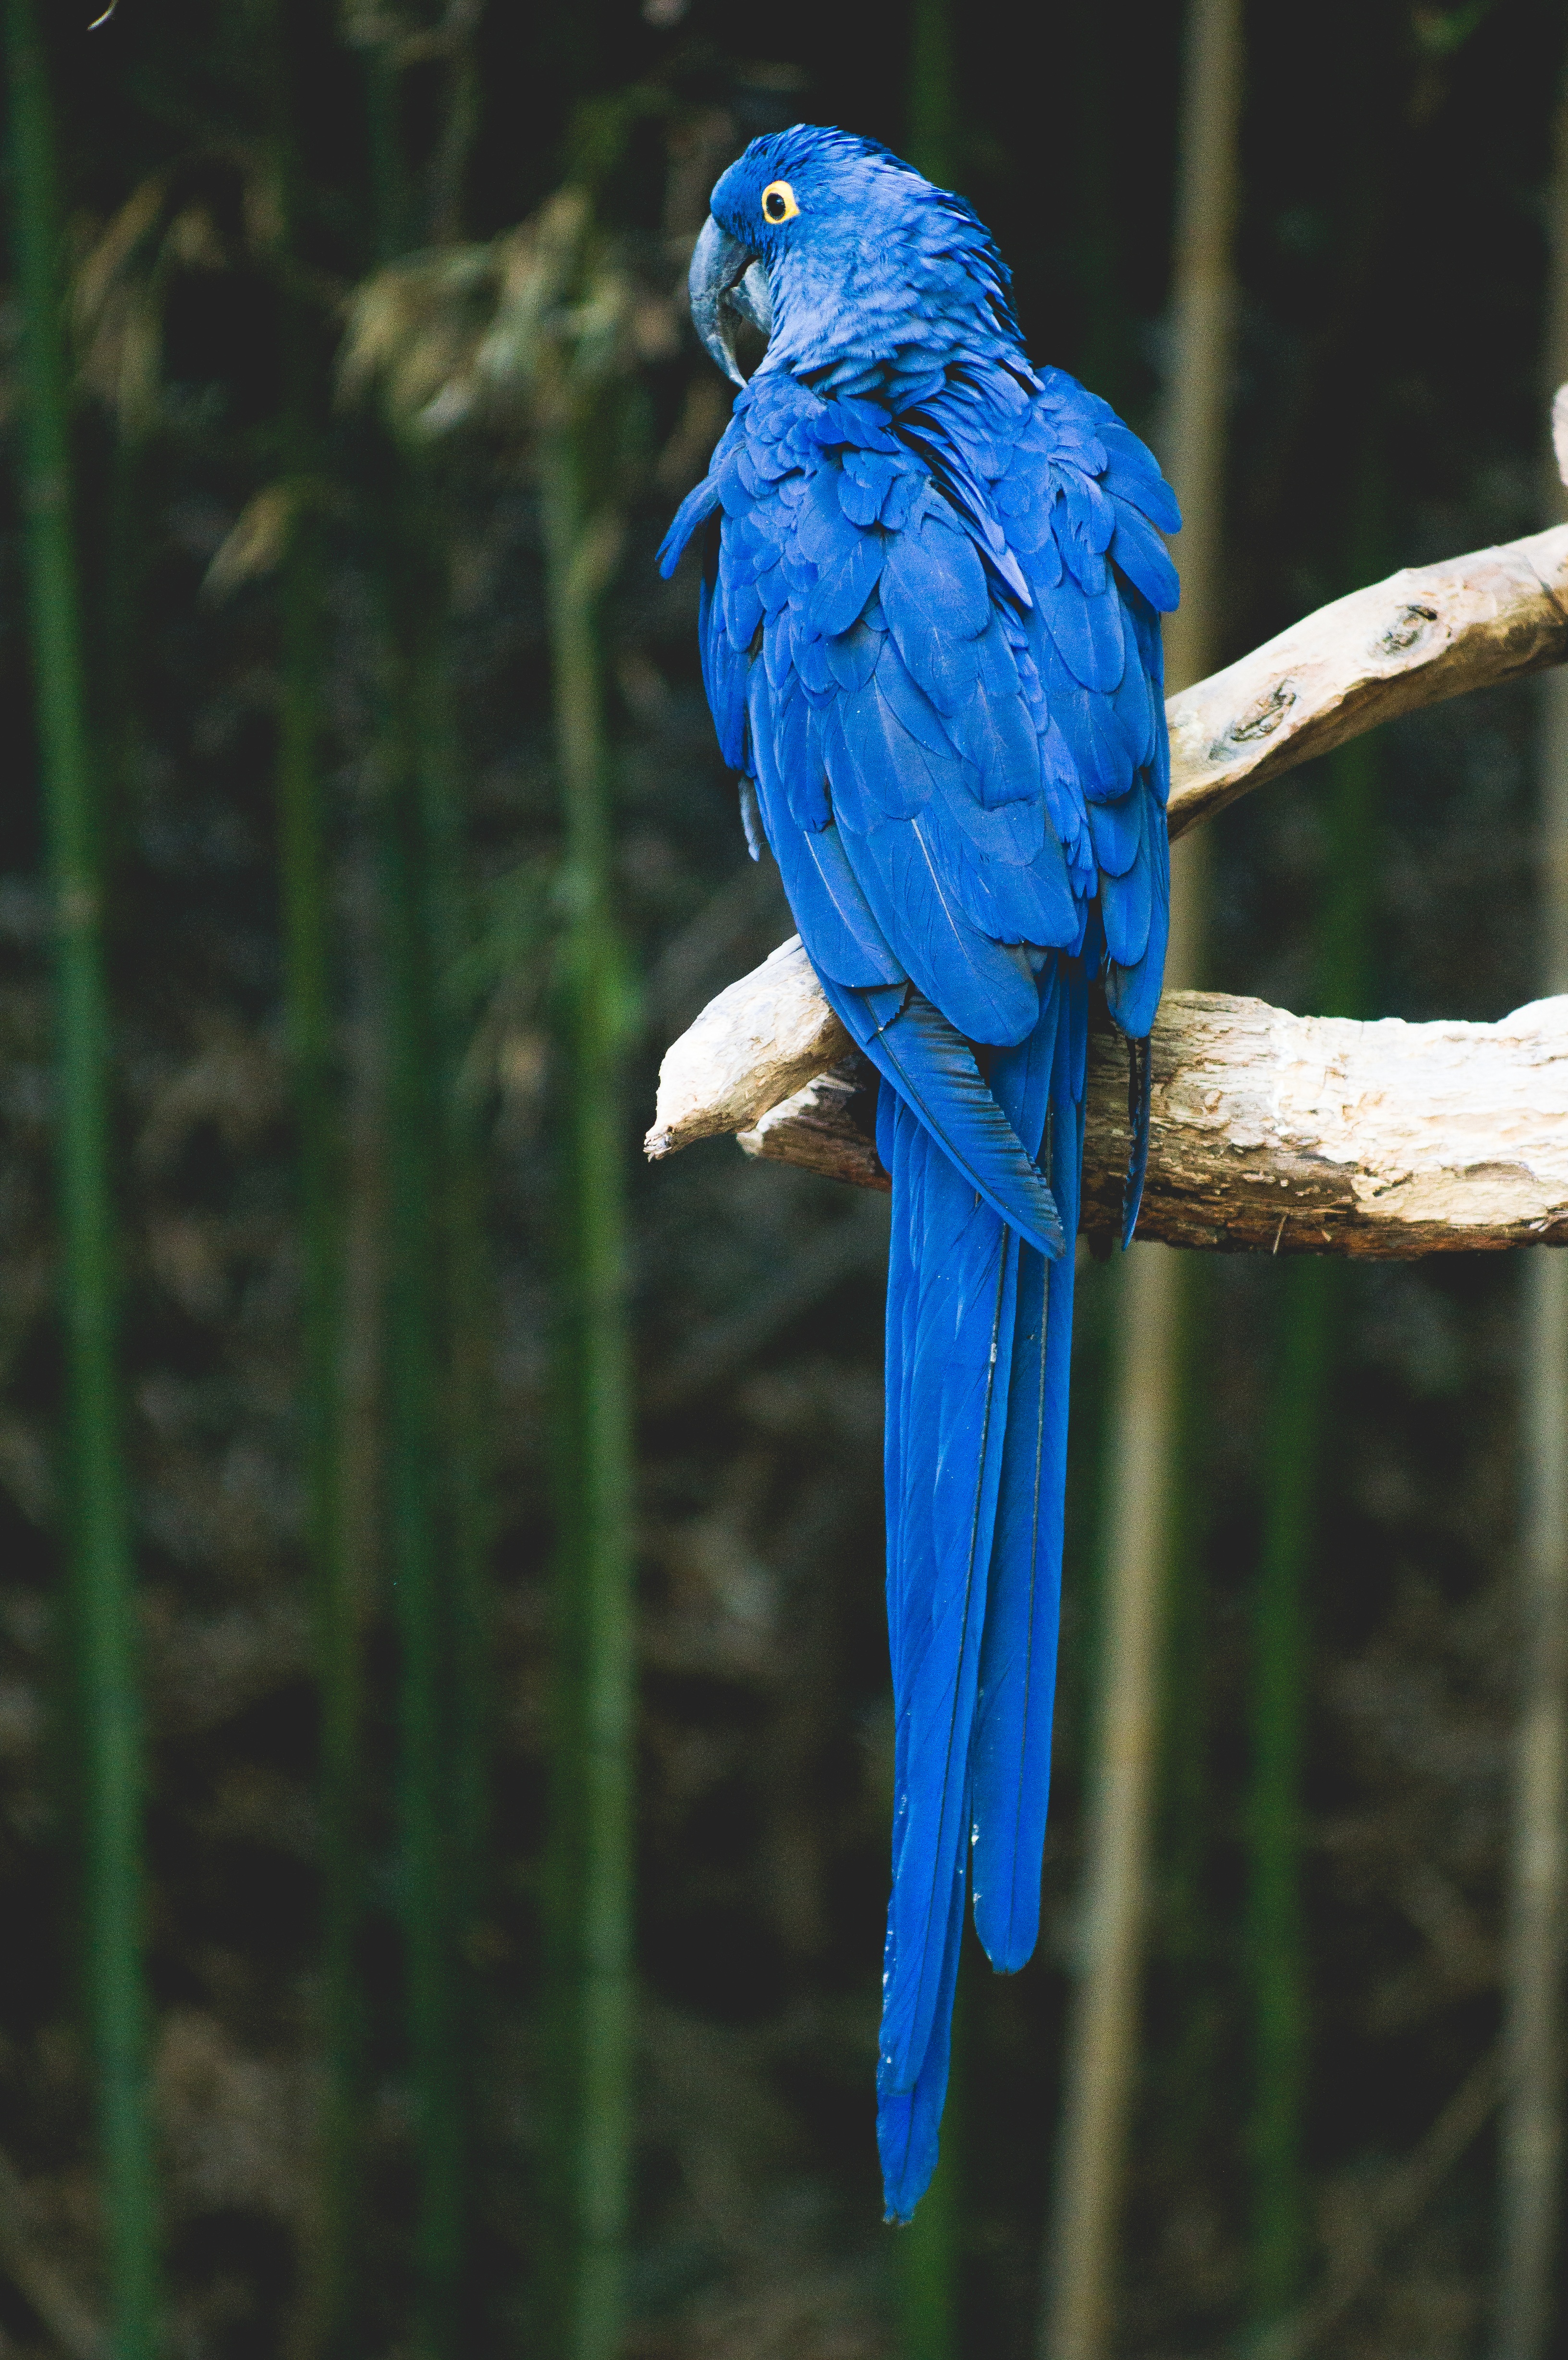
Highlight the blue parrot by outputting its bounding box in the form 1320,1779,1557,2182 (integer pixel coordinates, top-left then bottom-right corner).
659,126,1179,2223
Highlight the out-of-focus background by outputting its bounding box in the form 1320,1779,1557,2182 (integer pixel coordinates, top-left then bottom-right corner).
2,2,1567,2356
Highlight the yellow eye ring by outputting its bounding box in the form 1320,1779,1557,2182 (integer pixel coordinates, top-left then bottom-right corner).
760,179,800,225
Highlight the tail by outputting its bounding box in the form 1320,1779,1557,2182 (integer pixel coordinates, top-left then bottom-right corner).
874,959,1087,2222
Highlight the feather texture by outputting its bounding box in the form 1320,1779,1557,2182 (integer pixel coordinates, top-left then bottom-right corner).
665,123,1179,2219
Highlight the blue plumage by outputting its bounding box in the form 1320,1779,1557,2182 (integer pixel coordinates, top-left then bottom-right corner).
660,124,1179,2221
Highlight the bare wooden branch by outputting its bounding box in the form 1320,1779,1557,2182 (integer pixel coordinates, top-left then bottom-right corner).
737,1059,888,1191
1083,991,1568,1254
655,938,1568,1256
1166,523,1568,840
645,933,851,1157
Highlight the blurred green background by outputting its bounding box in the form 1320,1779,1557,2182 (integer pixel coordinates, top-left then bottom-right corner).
1,1,1566,2356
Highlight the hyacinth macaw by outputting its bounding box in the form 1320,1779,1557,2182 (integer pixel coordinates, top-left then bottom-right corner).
658,126,1179,2222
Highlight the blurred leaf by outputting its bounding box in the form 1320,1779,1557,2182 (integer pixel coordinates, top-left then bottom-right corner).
337,189,666,439
72,167,244,434
72,176,173,432
199,478,343,602
201,482,301,601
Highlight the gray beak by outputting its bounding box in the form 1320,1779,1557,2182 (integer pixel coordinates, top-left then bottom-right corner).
689,215,772,386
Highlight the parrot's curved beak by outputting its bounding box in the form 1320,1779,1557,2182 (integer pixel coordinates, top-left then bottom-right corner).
689,215,772,387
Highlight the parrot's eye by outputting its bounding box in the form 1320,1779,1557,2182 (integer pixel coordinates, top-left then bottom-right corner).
760,180,800,224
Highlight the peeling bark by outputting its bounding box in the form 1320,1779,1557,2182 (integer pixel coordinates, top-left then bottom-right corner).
656,942,1568,1257
645,934,852,1158
1083,991,1568,1255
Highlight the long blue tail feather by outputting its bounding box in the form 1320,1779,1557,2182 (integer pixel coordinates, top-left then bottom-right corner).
877,1094,1019,2092
877,1814,967,2224
971,966,1086,1969
872,959,1089,2215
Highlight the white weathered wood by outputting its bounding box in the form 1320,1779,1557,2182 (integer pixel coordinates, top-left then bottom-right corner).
1084,991,1568,1254
645,934,851,1157
664,940,1568,1256
1165,523,1568,839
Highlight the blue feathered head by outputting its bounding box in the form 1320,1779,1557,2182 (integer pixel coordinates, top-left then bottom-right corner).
690,125,1025,392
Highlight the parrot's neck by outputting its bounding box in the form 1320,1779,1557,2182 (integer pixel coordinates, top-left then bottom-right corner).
758,200,1030,411
759,323,1038,420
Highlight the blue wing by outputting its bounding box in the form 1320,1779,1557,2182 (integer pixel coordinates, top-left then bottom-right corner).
659,363,1174,1064
662,356,1177,2219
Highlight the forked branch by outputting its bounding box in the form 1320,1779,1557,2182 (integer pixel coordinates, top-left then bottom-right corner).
1165,522,1568,839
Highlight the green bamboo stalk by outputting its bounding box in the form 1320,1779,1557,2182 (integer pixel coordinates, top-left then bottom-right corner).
419,645,494,2027
1245,471,1379,2341
372,398,467,2360
1151,1288,1217,2151
284,421,364,2360
1041,10,1243,2356
1492,65,1568,2360
4,4,157,2355
376,503,474,2360
539,395,635,2360
380,627,466,2354
1246,757,1372,2333
906,0,956,187
1245,46,1391,2329
1246,1261,1320,2327
398,478,492,2042
899,1999,960,2360
354,42,490,2348
1062,11,1130,409
257,4,364,2349
901,2172,957,2360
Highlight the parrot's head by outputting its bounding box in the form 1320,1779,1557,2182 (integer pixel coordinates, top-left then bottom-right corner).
688,124,1020,393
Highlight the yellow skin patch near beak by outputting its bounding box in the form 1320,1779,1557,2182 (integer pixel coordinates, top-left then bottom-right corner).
760,179,800,224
